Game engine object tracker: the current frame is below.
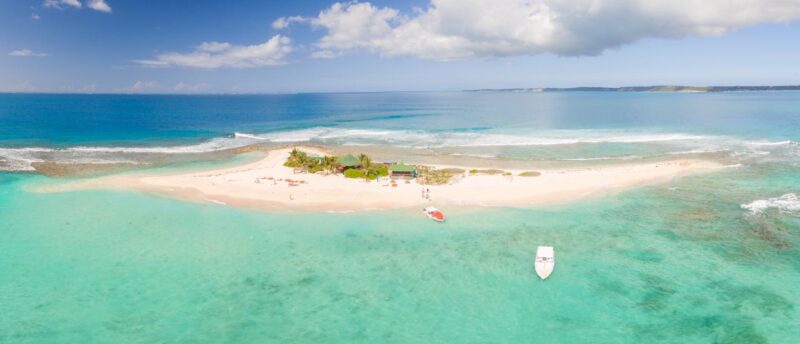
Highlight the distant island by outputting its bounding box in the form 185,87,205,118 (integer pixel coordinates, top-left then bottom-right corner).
467,85,800,93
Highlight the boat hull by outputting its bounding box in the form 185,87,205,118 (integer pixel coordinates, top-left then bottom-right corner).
535,246,555,280
423,207,445,222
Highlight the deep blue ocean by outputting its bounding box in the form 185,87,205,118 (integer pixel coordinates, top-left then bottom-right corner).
2,91,800,145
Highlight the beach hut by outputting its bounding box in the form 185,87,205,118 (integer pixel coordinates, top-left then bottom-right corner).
389,162,416,178
336,154,361,171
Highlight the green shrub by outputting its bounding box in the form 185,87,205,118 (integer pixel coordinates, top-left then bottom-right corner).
479,169,505,175
344,169,365,178
441,168,465,174
416,165,459,185
283,160,301,168
519,171,541,177
469,169,478,174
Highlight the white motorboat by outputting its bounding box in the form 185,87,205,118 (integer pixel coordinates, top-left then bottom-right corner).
535,246,555,280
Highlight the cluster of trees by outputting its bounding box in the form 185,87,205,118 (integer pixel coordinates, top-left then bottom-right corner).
344,154,388,180
284,149,337,174
284,149,388,180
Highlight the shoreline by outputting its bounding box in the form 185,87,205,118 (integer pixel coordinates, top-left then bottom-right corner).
38,146,726,212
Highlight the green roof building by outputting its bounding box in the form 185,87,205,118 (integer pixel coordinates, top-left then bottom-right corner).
389,162,416,177
336,154,361,167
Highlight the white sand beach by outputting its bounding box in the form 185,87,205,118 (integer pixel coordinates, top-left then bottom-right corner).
42,146,724,211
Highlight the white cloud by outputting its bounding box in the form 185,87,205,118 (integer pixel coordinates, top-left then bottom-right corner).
81,84,97,93
86,0,111,13
32,13,41,20
43,0,82,9
136,35,292,69
278,0,800,60
5,81,36,93
271,16,307,29
43,0,111,13
129,80,159,92
9,49,49,57
174,82,210,92
197,42,231,53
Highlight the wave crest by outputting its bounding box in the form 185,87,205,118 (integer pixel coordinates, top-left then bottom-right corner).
1,127,798,172
741,193,800,215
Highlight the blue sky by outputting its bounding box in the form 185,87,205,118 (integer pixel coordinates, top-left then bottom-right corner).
2,0,800,93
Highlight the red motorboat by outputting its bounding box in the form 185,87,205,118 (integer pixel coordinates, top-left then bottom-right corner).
423,206,445,222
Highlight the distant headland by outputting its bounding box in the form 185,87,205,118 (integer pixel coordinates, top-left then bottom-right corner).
467,85,800,93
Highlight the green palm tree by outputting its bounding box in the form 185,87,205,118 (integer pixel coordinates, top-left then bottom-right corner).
321,155,336,174
286,148,302,168
358,153,371,168
358,153,372,180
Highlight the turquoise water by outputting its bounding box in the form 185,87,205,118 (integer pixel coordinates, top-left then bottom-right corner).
1,92,800,342
2,163,798,342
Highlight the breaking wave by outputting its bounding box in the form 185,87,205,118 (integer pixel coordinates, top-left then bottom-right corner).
226,128,714,149
741,193,800,215
0,135,268,171
1,127,797,172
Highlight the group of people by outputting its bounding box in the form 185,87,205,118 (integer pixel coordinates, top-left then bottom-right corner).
254,176,306,187
421,187,432,200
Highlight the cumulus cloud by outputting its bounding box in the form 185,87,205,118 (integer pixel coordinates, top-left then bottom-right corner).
136,35,292,69
5,81,36,93
9,49,49,57
174,82,210,92
81,84,97,93
271,16,307,29
43,0,81,9
129,80,159,92
276,0,800,60
86,0,111,13
43,0,111,13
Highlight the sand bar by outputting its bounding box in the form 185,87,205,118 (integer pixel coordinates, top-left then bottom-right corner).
40,146,724,212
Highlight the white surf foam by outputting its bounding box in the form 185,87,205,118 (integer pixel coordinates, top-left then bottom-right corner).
667,148,729,155
0,148,48,171
423,132,707,147
745,140,796,147
237,127,712,148
69,137,251,154
0,134,268,171
741,193,800,215
234,132,267,140
1,127,797,172
448,153,498,159
557,155,640,161
137,128,800,152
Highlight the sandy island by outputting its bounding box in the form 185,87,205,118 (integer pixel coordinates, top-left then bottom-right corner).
40,146,724,212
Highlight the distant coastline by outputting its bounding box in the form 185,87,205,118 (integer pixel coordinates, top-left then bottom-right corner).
4,85,800,96
466,85,800,93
